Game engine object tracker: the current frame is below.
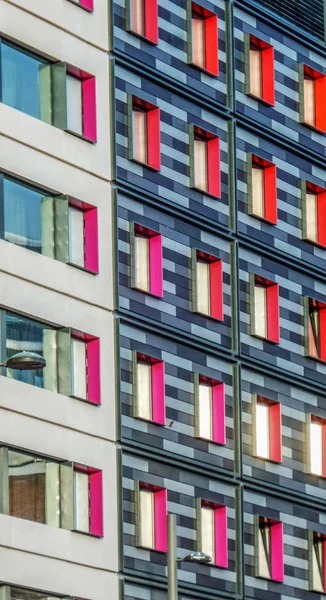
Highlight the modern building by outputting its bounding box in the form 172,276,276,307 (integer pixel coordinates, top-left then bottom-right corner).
0,1,326,600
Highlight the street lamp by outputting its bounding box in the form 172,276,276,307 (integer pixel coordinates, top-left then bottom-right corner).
167,513,212,600
0,351,46,371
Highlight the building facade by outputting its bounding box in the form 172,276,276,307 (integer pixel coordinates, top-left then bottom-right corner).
0,1,326,600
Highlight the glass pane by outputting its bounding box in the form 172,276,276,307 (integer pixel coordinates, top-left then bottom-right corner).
135,235,150,291
133,110,147,164
200,507,215,561
258,525,271,578
6,313,55,388
74,470,90,532
198,384,212,439
250,48,262,98
1,43,46,119
306,193,318,243
132,0,145,36
9,450,46,523
194,139,207,191
66,75,83,135
192,16,206,68
196,260,210,315
312,538,325,592
252,167,265,218
254,285,267,338
137,362,152,420
256,403,269,459
310,422,323,476
71,338,87,399
69,206,85,267
304,77,316,126
4,178,43,253
139,489,154,548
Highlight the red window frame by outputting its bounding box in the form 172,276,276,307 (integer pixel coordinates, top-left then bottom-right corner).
251,155,277,224
303,65,326,133
256,396,282,463
198,375,225,444
193,126,220,198
254,275,280,344
249,35,275,106
139,483,167,552
72,330,101,405
305,182,326,247
308,299,326,362
131,0,158,44
136,353,165,425
201,501,228,568
132,97,161,170
259,517,284,582
69,198,99,273
67,67,97,142
196,250,223,321
191,3,218,76
134,224,163,297
74,464,103,537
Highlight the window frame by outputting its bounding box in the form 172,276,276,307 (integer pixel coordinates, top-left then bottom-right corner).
193,249,223,321
197,499,228,568
306,297,326,363
131,223,163,297
67,0,94,11
302,180,326,248
248,154,277,224
133,352,165,425
256,516,284,582
299,64,326,134
253,396,282,463
189,2,219,77
128,0,159,44
307,414,326,478
250,274,280,344
73,463,103,537
195,374,225,445
136,481,167,552
246,34,275,106
71,330,101,405
309,530,326,593
129,96,161,170
189,124,221,198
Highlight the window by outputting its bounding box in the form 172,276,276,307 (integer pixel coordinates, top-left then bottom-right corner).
191,126,220,197
74,466,103,536
194,251,223,320
0,41,97,141
191,3,218,76
309,415,326,476
133,224,163,297
134,353,165,425
303,182,326,247
1,585,73,600
300,65,326,133
199,501,227,567
1,447,103,535
0,176,99,272
196,376,225,444
69,0,94,11
310,532,326,592
2,311,100,403
137,483,167,551
247,35,275,105
307,298,326,361
255,397,282,462
257,517,284,582
130,0,158,44
131,97,160,170
251,275,280,343
249,155,277,224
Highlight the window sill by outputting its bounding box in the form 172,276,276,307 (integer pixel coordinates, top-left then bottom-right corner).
246,92,274,108
196,435,225,446
251,333,279,345
127,29,158,46
73,528,103,538
254,453,282,465
248,211,277,226
132,285,163,299
66,128,96,144
188,61,218,78
191,185,221,200
134,414,165,426
71,394,100,406
301,121,326,135
193,309,223,323
68,261,98,275
130,157,160,172
302,236,326,250
306,353,326,364
137,544,166,553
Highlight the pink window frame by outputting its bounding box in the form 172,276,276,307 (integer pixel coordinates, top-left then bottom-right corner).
201,500,228,568
80,0,94,11
198,375,225,444
72,330,101,405
136,352,165,425
139,483,167,552
69,198,99,273
270,521,284,582
256,396,282,463
134,224,163,297
254,275,280,344
67,66,97,142
196,250,223,321
132,97,161,170
74,464,103,537
193,126,221,198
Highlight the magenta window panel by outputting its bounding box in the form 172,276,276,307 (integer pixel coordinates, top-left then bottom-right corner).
84,207,99,273
82,76,97,142
152,360,165,425
154,488,167,552
80,0,94,10
212,382,226,444
149,234,163,297
87,337,101,405
89,470,103,537
271,522,284,582
214,505,228,568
